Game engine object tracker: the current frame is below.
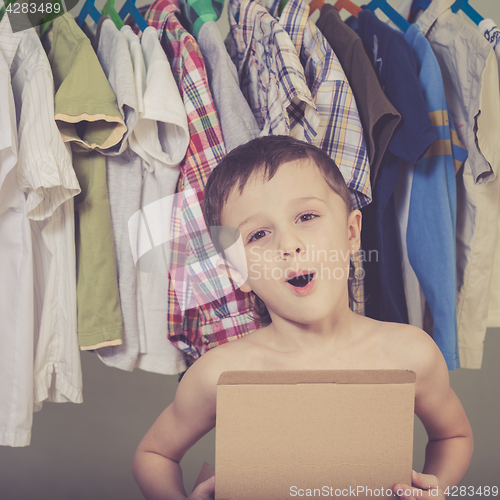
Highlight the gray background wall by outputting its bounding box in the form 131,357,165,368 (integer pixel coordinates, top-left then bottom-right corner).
1,0,500,499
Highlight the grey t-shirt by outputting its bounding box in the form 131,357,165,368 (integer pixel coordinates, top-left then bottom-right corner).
95,18,143,371
198,21,260,152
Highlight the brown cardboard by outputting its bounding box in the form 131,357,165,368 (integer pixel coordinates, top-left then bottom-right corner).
216,370,416,500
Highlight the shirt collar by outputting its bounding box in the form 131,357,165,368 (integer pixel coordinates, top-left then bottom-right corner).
144,0,181,32
416,0,456,36
0,15,22,70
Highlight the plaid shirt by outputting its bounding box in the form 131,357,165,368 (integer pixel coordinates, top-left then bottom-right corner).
227,0,320,142
143,0,260,361
272,0,371,210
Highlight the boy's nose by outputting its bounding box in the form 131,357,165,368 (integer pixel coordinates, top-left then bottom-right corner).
282,247,302,259
278,227,305,259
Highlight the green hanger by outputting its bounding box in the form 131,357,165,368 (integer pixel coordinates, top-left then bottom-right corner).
277,0,289,16
40,0,124,36
0,0,18,22
101,0,125,29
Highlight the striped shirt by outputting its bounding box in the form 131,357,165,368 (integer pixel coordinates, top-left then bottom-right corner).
0,17,82,446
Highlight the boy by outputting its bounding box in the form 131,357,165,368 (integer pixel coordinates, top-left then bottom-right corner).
132,136,473,500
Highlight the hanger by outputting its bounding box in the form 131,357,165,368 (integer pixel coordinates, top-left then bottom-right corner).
334,0,361,17
0,0,17,22
364,0,410,31
412,0,431,9
451,0,483,25
309,0,361,18
278,0,290,16
308,0,324,17
101,0,125,28
77,0,127,28
118,0,148,32
76,0,102,26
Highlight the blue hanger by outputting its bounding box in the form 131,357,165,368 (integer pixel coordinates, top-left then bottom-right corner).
119,0,148,32
451,0,483,25
76,0,102,26
412,0,430,10
365,0,411,32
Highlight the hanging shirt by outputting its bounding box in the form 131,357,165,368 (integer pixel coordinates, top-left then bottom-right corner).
394,23,468,370
272,0,371,210
135,25,190,375
198,21,260,152
122,25,151,365
42,14,127,350
355,9,436,326
226,0,320,142
0,17,83,446
0,41,33,448
93,19,143,371
94,20,189,374
480,19,500,60
417,0,500,369
316,4,401,185
143,0,260,361
2,19,83,409
121,24,182,370
478,18,500,329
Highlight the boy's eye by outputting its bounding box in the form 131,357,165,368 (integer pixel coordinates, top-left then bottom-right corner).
297,213,318,223
248,230,270,243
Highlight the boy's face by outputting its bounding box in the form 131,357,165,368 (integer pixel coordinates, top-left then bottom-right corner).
220,159,362,325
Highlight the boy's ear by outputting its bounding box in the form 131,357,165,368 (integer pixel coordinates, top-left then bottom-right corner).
347,209,362,255
216,258,252,293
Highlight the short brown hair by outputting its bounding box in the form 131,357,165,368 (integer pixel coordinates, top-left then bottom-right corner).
203,135,358,324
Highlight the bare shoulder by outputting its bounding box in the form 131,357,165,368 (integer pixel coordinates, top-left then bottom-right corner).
363,319,451,406
363,319,446,379
183,331,262,398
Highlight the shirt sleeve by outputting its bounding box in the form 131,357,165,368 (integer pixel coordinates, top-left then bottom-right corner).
16,63,80,221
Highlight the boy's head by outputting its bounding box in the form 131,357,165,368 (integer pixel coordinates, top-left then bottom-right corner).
203,135,361,325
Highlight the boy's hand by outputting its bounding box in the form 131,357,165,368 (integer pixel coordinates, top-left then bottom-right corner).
393,470,445,500
187,475,237,500
188,475,215,500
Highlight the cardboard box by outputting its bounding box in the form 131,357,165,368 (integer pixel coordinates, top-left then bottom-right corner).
215,370,416,499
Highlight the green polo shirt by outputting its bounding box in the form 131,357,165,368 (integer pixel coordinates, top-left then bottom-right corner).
44,14,126,349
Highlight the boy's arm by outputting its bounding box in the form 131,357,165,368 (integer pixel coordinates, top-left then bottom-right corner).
395,328,473,498
132,351,220,500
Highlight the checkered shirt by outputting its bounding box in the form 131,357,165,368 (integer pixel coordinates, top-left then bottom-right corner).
226,0,320,142
144,0,260,361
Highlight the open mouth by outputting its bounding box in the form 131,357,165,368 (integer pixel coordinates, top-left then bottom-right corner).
287,273,315,288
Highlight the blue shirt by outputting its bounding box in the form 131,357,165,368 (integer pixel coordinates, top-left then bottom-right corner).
356,9,436,325
403,23,467,370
